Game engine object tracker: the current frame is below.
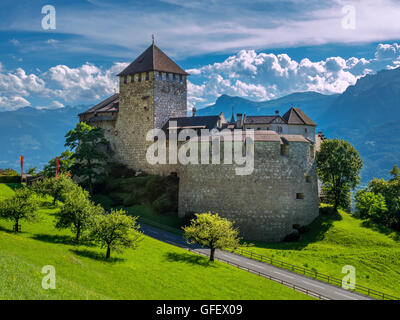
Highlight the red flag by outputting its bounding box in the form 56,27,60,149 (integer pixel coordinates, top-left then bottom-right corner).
56,156,59,178
19,156,24,183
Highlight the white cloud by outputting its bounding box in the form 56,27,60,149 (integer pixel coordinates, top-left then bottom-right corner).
36,100,65,110
0,61,128,111
0,96,30,111
1,42,400,112
187,42,400,108
10,38,20,46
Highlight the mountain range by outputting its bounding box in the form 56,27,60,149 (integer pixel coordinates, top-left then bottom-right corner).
1,67,399,184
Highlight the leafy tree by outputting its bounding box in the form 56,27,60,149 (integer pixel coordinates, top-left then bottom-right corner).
34,174,77,205
25,166,38,175
0,188,38,232
317,139,363,212
65,122,109,194
355,190,388,224
42,150,74,178
183,212,241,261
367,165,400,229
0,168,19,176
56,185,104,241
90,209,143,259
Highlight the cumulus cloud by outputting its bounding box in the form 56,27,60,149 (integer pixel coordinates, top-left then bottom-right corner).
0,96,30,111
36,100,65,110
1,43,400,112
187,43,400,108
0,61,128,111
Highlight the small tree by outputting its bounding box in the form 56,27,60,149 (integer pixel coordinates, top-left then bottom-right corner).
34,174,76,205
56,185,104,241
367,165,400,229
183,212,241,261
355,190,388,224
65,122,109,194
42,150,74,178
90,209,143,259
317,139,363,212
0,188,38,232
25,166,38,175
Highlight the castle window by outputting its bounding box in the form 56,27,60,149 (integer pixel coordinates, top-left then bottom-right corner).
138,74,142,82
305,176,312,183
146,72,149,80
172,74,176,82
158,72,163,80
131,75,134,83
179,74,183,82
280,144,289,156
305,128,308,133
123,75,127,84
296,193,304,200
166,73,170,81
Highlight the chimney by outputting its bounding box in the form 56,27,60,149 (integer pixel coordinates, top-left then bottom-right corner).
192,107,197,117
275,110,279,115
236,113,243,128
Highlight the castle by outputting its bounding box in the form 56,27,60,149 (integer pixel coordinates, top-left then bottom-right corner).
79,42,321,242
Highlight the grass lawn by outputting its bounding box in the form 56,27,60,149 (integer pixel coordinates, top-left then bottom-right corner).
237,205,400,298
0,183,311,300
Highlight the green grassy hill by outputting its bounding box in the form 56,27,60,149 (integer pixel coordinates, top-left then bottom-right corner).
0,184,310,300
239,205,400,297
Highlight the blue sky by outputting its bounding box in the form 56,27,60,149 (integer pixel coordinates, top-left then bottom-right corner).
1,0,400,111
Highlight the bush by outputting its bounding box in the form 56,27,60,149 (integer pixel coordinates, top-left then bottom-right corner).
153,194,175,214
0,176,21,183
0,168,19,176
123,190,143,207
355,190,388,224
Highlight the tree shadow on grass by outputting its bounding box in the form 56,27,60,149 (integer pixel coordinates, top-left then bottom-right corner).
5,183,23,191
0,225,27,234
247,210,343,251
32,233,96,247
70,248,125,263
164,252,216,268
360,220,400,242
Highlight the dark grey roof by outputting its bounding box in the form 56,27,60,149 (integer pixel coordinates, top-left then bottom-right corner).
79,94,119,116
282,107,317,126
118,44,189,76
244,115,279,125
162,115,220,131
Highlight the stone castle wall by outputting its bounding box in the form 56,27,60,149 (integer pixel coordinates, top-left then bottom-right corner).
154,72,187,129
108,71,187,175
178,139,319,242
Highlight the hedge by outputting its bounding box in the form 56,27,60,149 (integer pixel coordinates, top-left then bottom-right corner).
0,176,21,183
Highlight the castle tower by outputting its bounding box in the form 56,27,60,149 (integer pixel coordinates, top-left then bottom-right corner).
114,42,189,173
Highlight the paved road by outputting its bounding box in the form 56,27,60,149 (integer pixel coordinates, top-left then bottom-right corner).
140,223,373,300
